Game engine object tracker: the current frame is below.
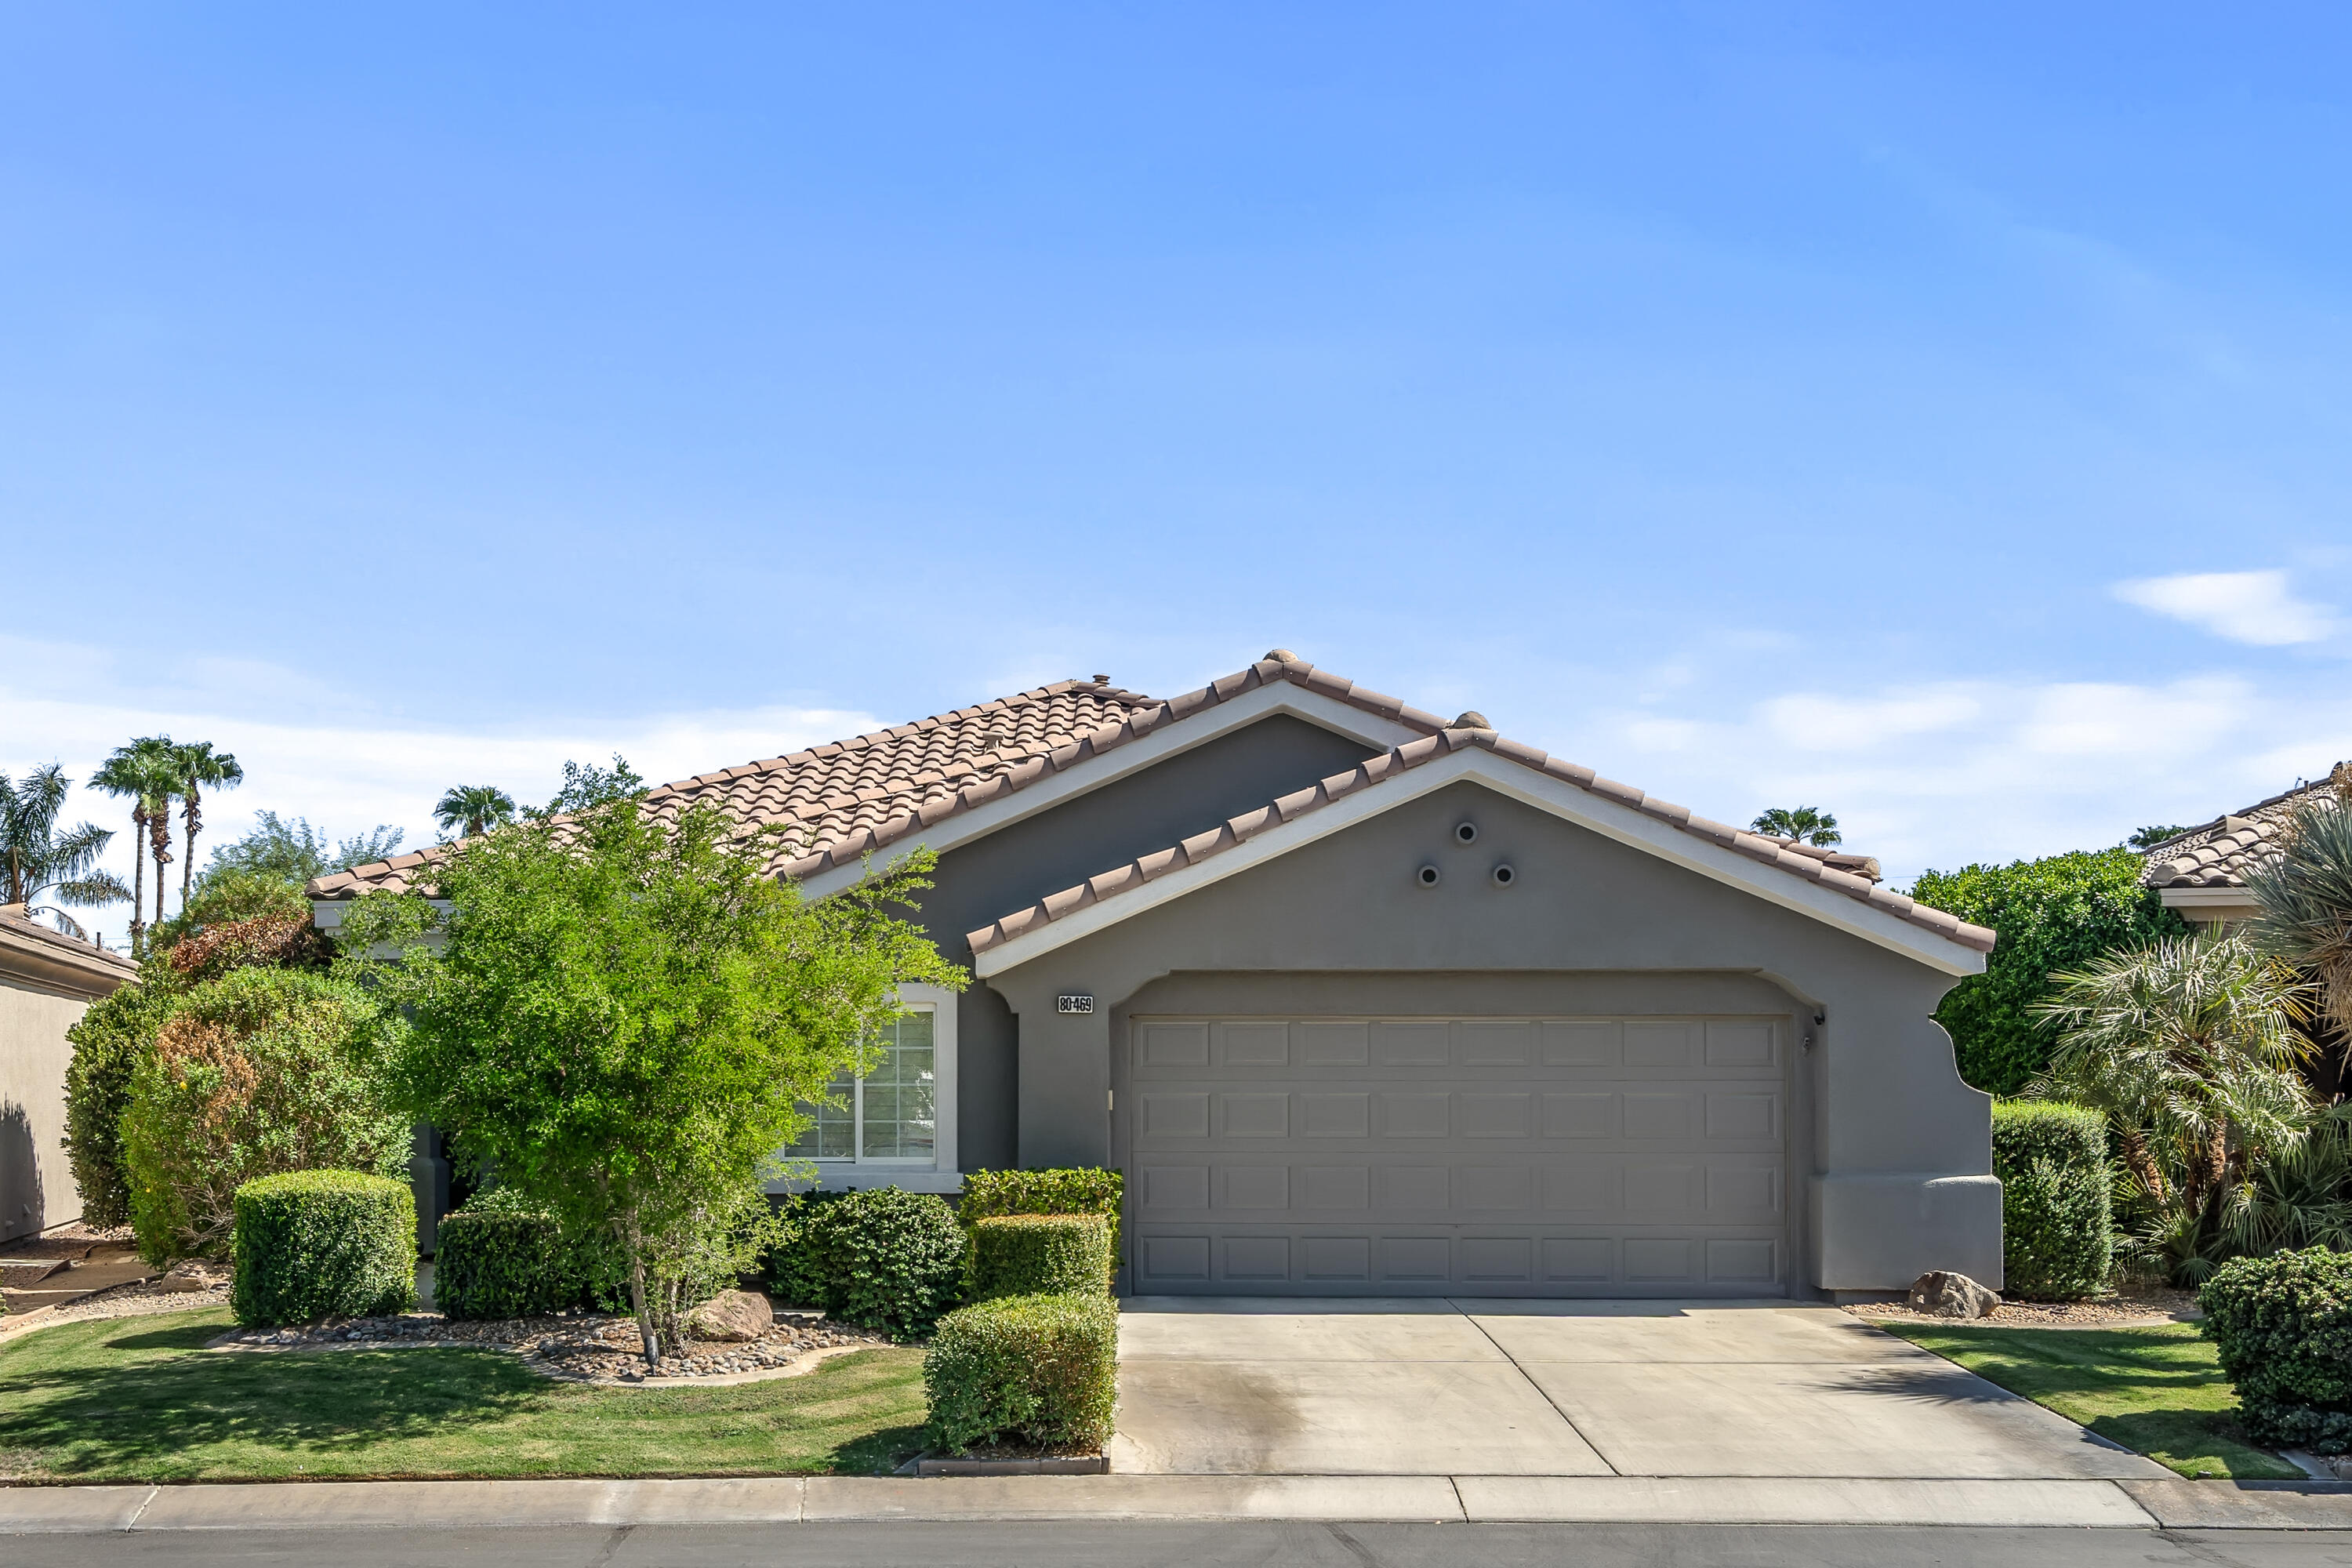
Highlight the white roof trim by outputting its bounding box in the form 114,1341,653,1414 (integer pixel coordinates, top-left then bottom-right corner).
792,681,1421,900
974,748,1990,980
2160,887,2263,912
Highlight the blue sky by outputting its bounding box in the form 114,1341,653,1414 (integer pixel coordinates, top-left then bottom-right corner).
5,5,2350,931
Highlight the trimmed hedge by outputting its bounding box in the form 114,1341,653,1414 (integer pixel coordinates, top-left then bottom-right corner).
434,1188,627,1319
769,1186,964,1341
1992,1101,2113,1301
231,1170,416,1327
958,1167,1123,1281
924,1292,1119,1451
971,1214,1112,1301
2200,1247,2352,1454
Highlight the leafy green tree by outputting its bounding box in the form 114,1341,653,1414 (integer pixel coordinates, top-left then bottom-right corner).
2129,824,2194,851
434,785,517,841
148,812,408,949
1750,806,1841,847
1911,848,2190,1094
336,766,961,1364
0,765,130,938
165,741,243,916
91,738,179,954
2031,932,2316,1283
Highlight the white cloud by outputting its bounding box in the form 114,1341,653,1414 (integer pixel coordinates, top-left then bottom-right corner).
1580,671,2349,885
0,636,879,941
2112,569,2338,646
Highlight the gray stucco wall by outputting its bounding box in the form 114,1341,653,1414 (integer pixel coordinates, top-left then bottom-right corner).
914,713,1381,1171
982,779,1999,1294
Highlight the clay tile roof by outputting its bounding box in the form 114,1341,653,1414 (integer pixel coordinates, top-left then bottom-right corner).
967,729,1992,960
2141,763,2352,891
308,658,1450,900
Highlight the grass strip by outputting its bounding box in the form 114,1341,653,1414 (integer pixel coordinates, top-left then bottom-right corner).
1882,1320,2300,1481
0,1305,926,1483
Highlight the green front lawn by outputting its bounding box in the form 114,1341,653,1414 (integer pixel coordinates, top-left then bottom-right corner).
1884,1321,2301,1481
0,1307,927,1483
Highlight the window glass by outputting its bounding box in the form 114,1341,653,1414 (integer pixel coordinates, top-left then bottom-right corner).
863,1011,936,1160
789,1010,935,1163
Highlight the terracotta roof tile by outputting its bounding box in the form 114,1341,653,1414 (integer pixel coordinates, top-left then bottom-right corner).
967,728,1995,960
2142,765,2351,891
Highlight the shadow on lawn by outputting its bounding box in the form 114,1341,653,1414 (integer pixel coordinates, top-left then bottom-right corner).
0,1322,543,1474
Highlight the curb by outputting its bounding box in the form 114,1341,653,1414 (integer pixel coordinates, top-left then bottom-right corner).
2,1474,2347,1533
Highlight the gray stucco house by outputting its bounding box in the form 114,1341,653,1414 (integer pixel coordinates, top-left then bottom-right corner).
311,652,2000,1300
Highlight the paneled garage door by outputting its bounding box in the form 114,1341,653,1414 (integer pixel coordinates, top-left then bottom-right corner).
1123,1015,1790,1296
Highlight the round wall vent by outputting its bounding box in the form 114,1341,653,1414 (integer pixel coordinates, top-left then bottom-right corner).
1491,864,1516,887
1416,865,1441,887
1454,821,1479,844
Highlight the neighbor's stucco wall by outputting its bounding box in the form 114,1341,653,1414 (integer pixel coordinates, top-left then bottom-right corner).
915,713,1381,1171
1,976,96,1242
984,779,1999,1294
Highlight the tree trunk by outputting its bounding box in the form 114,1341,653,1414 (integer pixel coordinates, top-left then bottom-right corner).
180,785,201,914
128,805,147,954
2119,1126,2168,1206
148,811,173,930
623,1210,658,1368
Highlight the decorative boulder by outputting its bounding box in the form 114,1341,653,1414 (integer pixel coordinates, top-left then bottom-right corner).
159,1258,230,1293
686,1288,775,1342
1909,1271,2000,1318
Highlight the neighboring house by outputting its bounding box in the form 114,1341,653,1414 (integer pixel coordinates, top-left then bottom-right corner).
311,652,1999,1300
0,906,138,1243
2140,762,2352,928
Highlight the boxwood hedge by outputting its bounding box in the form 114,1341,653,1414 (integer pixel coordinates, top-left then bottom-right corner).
768,1186,964,1340
231,1170,416,1327
2201,1247,2352,1454
924,1291,1119,1451
969,1214,1112,1301
1991,1101,2112,1301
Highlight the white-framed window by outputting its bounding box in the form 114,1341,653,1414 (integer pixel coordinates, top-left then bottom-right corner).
781,982,959,1191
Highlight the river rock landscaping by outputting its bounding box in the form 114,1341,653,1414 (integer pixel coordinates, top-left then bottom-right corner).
211,1307,894,1385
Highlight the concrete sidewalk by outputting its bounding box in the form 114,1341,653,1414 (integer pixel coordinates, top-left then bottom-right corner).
2,1475,2349,1533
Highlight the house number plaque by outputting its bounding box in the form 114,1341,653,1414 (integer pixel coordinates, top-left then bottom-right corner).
1057,993,1094,1014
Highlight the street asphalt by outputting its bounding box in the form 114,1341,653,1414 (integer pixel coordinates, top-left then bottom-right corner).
9,1520,2352,1567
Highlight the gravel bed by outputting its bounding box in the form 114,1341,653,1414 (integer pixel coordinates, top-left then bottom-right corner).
215,1308,896,1384
1847,1284,2201,1327
0,1278,231,1344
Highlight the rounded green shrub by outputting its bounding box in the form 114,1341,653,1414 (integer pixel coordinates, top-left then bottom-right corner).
122,967,408,1265
970,1214,1111,1301
232,1170,416,1327
770,1186,963,1340
1993,1101,2113,1300
2200,1247,2352,1454
435,1188,599,1320
62,973,180,1229
924,1292,1119,1452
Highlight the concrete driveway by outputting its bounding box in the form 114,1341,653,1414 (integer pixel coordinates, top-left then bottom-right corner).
1108,1298,2175,1482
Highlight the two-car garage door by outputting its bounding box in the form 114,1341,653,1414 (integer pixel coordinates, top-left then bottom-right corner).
1123,1014,1791,1296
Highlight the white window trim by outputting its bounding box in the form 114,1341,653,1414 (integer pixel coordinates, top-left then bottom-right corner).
768,983,960,1194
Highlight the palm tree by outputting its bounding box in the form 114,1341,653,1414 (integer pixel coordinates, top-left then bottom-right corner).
0,765,132,938
166,740,243,916
1750,806,1842,847
434,784,517,841
2246,787,2352,1071
91,736,178,953
2031,931,2315,1280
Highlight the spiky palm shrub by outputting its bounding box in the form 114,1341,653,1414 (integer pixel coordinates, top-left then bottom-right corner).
2249,787,2352,1083
2031,931,2318,1284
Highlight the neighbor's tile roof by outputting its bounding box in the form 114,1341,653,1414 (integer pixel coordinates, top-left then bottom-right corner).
966,725,1996,958
307,654,1451,900
2140,764,2352,891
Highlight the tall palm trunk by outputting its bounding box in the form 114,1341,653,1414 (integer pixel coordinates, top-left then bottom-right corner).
127,802,148,953
148,808,173,929
180,783,202,913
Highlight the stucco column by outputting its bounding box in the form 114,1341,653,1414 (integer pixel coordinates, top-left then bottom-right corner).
1001,977,1113,1169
